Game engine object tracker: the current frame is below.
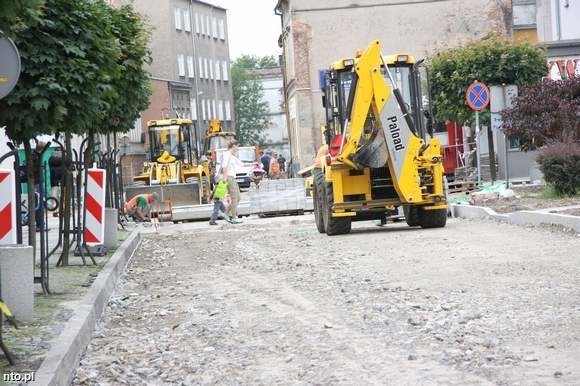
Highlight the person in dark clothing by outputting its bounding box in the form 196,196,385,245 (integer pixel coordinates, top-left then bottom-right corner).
49,149,63,217
32,141,47,231
278,154,286,173
260,151,271,177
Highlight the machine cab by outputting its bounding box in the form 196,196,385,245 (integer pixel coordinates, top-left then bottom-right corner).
147,119,195,164
320,53,431,150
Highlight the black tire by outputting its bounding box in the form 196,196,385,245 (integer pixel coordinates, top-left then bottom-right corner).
418,208,447,228
322,182,351,236
403,205,420,227
45,196,59,212
312,168,326,233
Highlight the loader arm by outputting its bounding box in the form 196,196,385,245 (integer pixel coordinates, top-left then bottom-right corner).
337,40,425,203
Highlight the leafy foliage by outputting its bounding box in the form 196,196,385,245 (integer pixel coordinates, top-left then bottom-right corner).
536,142,580,196
231,55,274,145
428,36,547,124
0,0,122,142
0,0,44,37
502,77,580,150
101,5,152,134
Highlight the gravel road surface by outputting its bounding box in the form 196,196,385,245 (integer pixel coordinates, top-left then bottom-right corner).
73,216,579,385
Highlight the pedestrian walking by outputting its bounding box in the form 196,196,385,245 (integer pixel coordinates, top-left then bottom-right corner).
278,153,286,176
208,177,233,225
221,141,243,223
260,150,271,178
49,149,63,217
32,141,48,231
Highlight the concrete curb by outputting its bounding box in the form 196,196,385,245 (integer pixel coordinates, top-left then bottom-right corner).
451,204,580,233
32,228,142,386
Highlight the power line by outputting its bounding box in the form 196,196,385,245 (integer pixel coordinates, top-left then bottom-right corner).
293,0,454,13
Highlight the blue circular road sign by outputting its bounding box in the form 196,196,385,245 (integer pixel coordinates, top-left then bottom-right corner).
466,81,490,111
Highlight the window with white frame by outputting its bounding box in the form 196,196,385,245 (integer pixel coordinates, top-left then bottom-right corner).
202,99,206,120
222,60,229,81
206,16,210,37
212,17,217,38
177,54,185,77
212,100,216,118
204,58,208,79
187,56,194,78
201,14,206,35
174,8,182,30
191,97,197,120
225,100,231,120
215,61,221,80
209,59,214,79
195,13,200,34
218,100,224,120
207,100,212,119
198,57,204,79
218,19,225,40
183,10,191,32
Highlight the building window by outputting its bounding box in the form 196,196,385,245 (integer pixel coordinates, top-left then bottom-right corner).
202,99,206,120
206,16,210,37
209,59,214,79
225,100,231,121
212,17,218,38
212,100,216,118
183,10,191,32
177,54,185,77
198,57,204,79
222,60,229,81
218,19,225,40
513,0,536,28
508,136,521,150
174,8,182,30
204,58,209,79
195,13,200,34
218,100,224,120
187,56,194,78
201,14,206,35
191,97,197,120
215,61,221,81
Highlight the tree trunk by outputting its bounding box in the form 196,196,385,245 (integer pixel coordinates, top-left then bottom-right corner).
60,133,73,265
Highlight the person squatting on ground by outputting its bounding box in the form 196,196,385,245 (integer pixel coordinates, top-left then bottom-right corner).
221,141,242,223
208,177,233,225
124,192,159,222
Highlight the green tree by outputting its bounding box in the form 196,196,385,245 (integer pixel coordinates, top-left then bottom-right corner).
100,5,152,135
0,0,150,258
231,55,275,145
0,0,44,36
428,36,547,124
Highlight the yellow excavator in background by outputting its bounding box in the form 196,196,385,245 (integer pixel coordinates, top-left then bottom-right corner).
126,118,212,211
313,40,447,235
203,119,237,154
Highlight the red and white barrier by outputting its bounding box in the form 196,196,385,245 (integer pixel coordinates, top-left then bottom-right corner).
84,168,106,246
0,169,17,245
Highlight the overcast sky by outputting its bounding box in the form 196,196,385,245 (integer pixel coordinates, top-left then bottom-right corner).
205,0,282,60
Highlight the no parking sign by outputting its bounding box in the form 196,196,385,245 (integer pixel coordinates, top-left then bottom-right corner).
466,81,490,111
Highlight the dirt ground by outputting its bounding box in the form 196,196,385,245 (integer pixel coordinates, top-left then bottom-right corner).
462,185,580,214
72,215,579,385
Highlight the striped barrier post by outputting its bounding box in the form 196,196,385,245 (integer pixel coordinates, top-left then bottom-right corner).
84,168,106,246
0,170,17,245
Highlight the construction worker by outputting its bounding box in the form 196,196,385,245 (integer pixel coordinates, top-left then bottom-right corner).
125,192,159,222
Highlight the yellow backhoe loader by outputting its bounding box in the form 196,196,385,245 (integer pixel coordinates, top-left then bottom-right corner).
313,40,447,235
126,118,212,211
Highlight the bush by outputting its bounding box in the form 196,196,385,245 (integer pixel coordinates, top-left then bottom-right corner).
537,142,580,196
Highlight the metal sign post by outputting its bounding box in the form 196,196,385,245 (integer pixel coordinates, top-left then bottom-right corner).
466,81,490,186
